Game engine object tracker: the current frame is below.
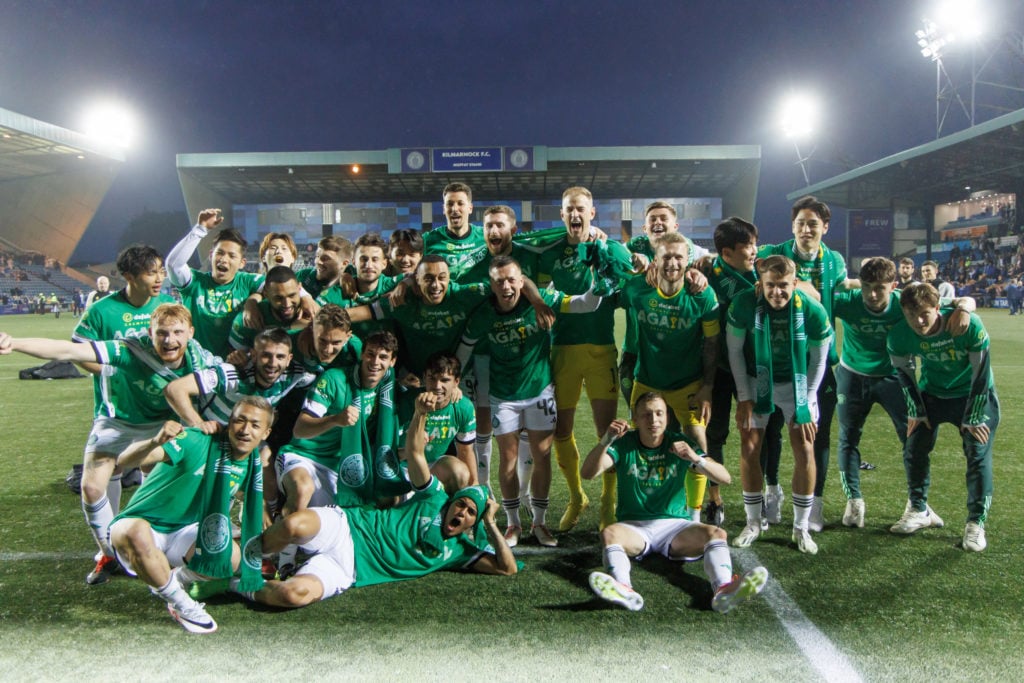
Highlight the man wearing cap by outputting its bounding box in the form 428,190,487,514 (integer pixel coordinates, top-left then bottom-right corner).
194,390,517,608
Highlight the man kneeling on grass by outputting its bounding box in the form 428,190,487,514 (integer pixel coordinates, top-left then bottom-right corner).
192,391,517,608
581,391,768,613
109,396,274,634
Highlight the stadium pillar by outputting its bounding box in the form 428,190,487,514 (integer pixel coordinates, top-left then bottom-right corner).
925,209,934,260
421,202,434,233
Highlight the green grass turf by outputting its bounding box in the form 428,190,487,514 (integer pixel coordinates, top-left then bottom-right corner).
0,310,1022,680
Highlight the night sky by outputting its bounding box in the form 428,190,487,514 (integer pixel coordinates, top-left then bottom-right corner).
3,0,1019,262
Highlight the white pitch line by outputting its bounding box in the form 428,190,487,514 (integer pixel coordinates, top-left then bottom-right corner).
734,547,865,683
0,543,859,681
0,551,94,561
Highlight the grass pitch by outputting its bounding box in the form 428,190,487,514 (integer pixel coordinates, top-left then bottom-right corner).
0,311,1022,681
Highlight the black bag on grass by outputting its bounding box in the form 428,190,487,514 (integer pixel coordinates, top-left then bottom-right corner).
19,360,85,380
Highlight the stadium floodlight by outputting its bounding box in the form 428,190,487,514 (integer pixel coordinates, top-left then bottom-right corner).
918,1,985,61
916,19,952,61
916,1,994,137
779,92,818,140
81,101,137,149
936,0,985,42
779,92,819,186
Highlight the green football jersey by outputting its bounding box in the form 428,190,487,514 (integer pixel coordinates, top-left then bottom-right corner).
621,235,708,353
72,289,179,418
90,336,219,423
618,277,719,390
706,256,758,371
176,269,262,358
757,240,847,319
726,290,832,383
291,333,362,376
371,282,487,375
422,224,489,282
278,368,355,470
607,429,700,521
460,242,542,286
115,429,253,533
194,361,317,425
536,237,617,346
398,396,477,464
887,307,992,399
316,275,397,340
228,299,305,350
625,233,705,263
346,476,490,587
316,275,398,308
72,290,177,344
295,266,329,299
462,288,567,401
833,290,906,377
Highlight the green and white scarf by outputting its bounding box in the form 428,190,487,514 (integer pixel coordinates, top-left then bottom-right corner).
189,435,264,592
752,291,812,424
780,241,838,364
511,225,572,250
336,366,407,504
709,256,757,302
779,242,836,316
575,239,636,296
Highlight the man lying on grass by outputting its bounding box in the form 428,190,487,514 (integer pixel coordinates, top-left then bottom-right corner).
582,391,768,613
192,390,517,608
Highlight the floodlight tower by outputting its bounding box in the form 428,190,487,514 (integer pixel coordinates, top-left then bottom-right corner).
780,93,819,187
916,0,1024,138
81,101,137,150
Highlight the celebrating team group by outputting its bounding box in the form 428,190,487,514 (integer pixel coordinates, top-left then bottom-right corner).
0,182,997,632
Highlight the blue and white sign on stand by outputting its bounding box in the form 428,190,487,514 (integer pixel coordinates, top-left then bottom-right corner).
432,147,503,172
395,146,540,173
400,148,430,173
504,147,535,171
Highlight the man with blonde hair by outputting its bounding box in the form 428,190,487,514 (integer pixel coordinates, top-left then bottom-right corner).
536,186,621,531
726,256,833,554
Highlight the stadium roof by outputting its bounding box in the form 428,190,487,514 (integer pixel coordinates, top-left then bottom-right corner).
176,144,761,220
0,107,124,263
786,107,1024,209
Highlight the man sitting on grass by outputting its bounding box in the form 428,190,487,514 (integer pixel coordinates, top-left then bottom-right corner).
109,397,274,634
192,390,517,608
581,391,768,613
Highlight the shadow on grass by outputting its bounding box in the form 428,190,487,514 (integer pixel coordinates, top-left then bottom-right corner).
642,555,713,611
529,549,716,612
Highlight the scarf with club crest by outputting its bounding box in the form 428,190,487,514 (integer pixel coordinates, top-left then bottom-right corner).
752,290,812,424
336,365,407,504
189,433,265,592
